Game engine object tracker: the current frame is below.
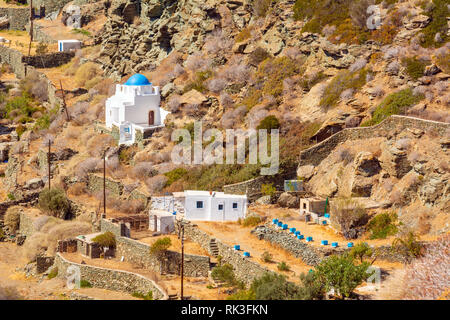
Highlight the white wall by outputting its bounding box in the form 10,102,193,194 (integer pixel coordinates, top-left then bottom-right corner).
184,195,247,222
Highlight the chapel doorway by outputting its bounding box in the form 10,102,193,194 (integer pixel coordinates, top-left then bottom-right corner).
148,110,154,125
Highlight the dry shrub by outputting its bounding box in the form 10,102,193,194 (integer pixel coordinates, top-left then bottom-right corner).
146,175,168,194
204,29,233,55
222,62,250,84
68,182,87,196
65,125,82,139
219,92,234,109
349,58,367,72
4,206,21,233
402,235,450,300
330,198,369,239
390,190,402,205
87,134,115,157
185,53,210,72
76,157,101,180
382,178,394,192
132,162,157,180
336,147,354,164
207,78,227,94
395,138,411,150
43,221,92,255
32,215,53,232
350,0,375,29
221,105,247,128
166,94,181,113
94,78,115,96
23,232,48,262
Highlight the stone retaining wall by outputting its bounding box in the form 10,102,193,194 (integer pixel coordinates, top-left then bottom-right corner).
87,173,123,197
18,210,36,237
54,253,168,299
299,115,450,167
22,52,75,68
0,7,30,30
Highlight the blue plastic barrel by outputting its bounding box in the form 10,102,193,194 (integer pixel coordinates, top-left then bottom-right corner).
297,234,304,240
290,227,296,233
234,245,240,251
347,242,354,248
277,221,283,227
324,213,330,218
294,231,300,236
322,220,327,225
243,252,250,257
273,218,278,224
306,236,313,242
321,240,328,245
172,211,177,215
331,242,338,248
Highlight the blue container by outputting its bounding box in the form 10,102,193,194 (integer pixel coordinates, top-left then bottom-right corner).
306,236,313,242
324,213,330,218
347,242,354,248
172,211,177,215
243,252,250,258
294,231,300,236
277,221,283,227
282,224,288,230
290,227,296,233
297,234,304,240
234,245,240,251
322,220,327,225
273,218,279,224
321,240,328,246
331,242,338,248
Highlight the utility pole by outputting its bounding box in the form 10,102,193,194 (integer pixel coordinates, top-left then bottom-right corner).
103,149,106,217
28,0,33,56
48,140,51,190
180,224,184,300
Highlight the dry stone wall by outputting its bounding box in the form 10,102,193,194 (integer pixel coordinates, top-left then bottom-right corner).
54,253,168,299
299,116,450,168
0,8,29,30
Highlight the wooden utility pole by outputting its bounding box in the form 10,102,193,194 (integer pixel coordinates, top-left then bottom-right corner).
59,80,70,121
103,150,106,217
48,140,51,190
28,0,33,56
180,224,184,300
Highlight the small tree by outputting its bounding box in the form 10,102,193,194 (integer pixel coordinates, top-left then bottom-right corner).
250,272,300,300
38,188,70,219
211,263,237,287
262,251,273,263
315,254,372,299
297,271,325,300
349,242,377,264
261,183,276,198
392,230,423,263
149,237,171,261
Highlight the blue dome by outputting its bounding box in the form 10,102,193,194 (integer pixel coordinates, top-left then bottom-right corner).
124,74,151,86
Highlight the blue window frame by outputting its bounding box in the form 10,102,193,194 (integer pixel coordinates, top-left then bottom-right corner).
232,203,238,209
196,201,203,209
218,204,224,210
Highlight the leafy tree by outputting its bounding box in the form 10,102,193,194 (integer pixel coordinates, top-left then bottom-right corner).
315,254,372,299
296,271,325,300
211,263,237,287
92,232,116,248
149,237,171,261
349,242,377,264
257,115,280,132
392,231,423,262
261,183,276,198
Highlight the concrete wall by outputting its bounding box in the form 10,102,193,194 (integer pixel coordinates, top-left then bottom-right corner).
299,115,450,167
0,8,29,30
54,253,168,299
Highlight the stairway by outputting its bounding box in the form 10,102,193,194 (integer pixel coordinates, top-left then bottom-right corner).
209,238,219,257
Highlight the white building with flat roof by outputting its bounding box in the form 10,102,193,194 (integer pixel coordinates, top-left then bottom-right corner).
150,190,248,222
105,73,170,145
58,40,82,52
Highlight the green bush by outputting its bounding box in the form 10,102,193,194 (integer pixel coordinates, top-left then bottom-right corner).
132,291,153,300
15,124,26,137
149,237,171,260
183,70,213,93
262,251,273,263
261,183,276,197
367,211,398,239
250,272,300,300
257,115,280,132
47,267,58,279
320,68,368,109
38,188,70,219
92,231,116,248
164,168,188,186
79,280,92,288
211,263,237,287
349,242,375,263
315,254,372,299
277,261,290,272
297,271,325,300
402,56,427,80
361,88,424,126
249,47,271,66
227,289,256,300
5,94,36,120
392,231,423,261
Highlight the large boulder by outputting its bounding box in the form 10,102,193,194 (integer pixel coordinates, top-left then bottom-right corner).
379,142,412,179
277,192,299,208
354,152,381,177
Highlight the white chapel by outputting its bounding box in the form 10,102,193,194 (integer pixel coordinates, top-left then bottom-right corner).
105,73,170,145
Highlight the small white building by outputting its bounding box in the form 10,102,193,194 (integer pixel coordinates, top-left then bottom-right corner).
105,73,169,145
149,210,175,234
58,40,82,52
151,190,248,222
